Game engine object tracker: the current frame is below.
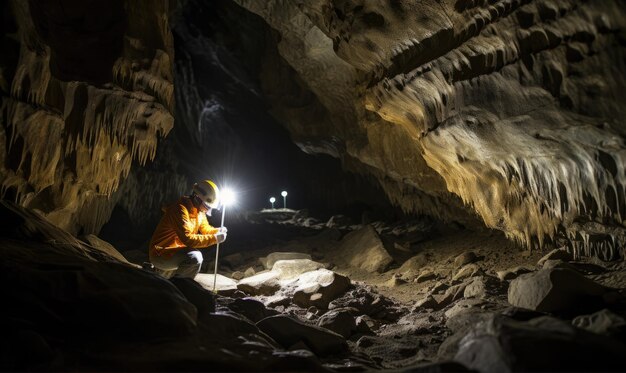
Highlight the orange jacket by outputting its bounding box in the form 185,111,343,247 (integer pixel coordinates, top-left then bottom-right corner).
149,196,219,258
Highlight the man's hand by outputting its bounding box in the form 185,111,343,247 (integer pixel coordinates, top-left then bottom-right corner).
218,226,228,234
216,232,227,244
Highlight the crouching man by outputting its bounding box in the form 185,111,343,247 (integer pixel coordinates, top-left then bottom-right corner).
148,179,227,278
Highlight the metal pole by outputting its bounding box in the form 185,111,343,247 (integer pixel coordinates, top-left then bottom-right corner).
212,204,227,293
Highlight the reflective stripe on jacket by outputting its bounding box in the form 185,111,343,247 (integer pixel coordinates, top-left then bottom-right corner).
149,196,219,258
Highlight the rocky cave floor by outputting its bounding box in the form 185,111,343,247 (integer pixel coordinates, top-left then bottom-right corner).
3,202,626,371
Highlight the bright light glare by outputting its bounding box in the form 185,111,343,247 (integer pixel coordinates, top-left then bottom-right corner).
221,188,237,206
270,197,276,203
281,191,288,197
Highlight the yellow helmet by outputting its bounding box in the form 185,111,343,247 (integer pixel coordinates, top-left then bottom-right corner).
192,180,220,209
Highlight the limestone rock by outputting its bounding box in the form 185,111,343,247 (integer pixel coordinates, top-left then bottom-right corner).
292,269,351,309
496,266,532,281
463,276,503,299
260,252,312,270
257,315,348,356
195,274,238,294
537,248,573,267
415,270,437,283
336,226,392,273
317,309,357,338
508,268,607,313
453,251,478,268
272,259,325,280
237,271,281,296
572,309,626,337
455,316,626,372
398,254,429,278
452,263,481,282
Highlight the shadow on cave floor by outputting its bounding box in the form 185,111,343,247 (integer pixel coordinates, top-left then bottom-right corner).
3,201,626,371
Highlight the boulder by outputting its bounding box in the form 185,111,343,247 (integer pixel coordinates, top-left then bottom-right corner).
317,309,357,338
464,276,504,299
292,269,351,309
572,309,626,337
272,259,325,280
452,263,481,281
260,252,312,270
453,251,478,268
508,268,607,313
398,254,429,278
336,226,392,273
455,315,626,372
412,295,439,311
415,270,437,283
537,248,572,266
434,282,469,308
496,266,532,281
194,273,238,294
237,271,281,296
257,315,348,356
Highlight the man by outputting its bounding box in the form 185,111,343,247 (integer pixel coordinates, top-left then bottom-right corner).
149,180,227,278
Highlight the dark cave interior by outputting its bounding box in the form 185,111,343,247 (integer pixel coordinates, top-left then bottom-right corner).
2,0,626,371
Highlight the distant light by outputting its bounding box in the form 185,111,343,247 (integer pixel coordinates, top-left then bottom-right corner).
281,190,288,209
270,197,276,203
221,188,236,206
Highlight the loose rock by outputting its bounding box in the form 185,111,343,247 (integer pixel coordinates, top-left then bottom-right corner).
496,266,532,281
508,268,607,313
572,309,626,337
260,252,312,270
317,309,357,338
453,251,478,268
455,315,626,372
292,269,352,309
335,226,393,273
272,259,325,280
537,247,572,266
237,271,281,296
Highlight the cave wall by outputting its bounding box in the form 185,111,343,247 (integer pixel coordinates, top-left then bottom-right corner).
231,0,626,259
0,0,175,235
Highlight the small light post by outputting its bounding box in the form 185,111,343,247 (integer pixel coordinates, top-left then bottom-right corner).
269,196,276,209
281,190,288,209
213,188,236,293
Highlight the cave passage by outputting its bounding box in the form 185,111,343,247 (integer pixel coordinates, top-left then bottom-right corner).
2,0,626,371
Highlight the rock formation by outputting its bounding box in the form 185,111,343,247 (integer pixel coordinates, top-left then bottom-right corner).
0,0,175,235
232,0,626,258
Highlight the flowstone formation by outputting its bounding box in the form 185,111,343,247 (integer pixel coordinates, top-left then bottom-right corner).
232,0,626,259
0,0,175,235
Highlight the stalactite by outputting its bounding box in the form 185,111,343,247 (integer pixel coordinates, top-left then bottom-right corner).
0,0,176,235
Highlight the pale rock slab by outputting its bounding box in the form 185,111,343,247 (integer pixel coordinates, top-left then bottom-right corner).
260,252,312,270
195,273,238,294
237,271,281,296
